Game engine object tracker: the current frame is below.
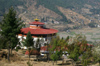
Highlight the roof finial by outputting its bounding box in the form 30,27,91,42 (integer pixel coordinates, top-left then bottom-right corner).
34,17,39,22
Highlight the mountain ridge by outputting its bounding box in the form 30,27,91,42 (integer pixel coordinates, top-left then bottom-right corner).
0,0,100,30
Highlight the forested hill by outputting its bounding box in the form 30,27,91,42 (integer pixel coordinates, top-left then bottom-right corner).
36,0,100,22
0,0,100,22
36,0,100,14
0,0,24,16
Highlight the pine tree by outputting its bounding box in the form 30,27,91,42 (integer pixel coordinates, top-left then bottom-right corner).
23,31,34,60
0,7,23,61
0,36,7,49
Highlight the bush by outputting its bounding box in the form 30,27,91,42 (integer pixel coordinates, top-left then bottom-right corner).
88,22,97,28
73,25,81,29
16,46,21,52
27,61,33,66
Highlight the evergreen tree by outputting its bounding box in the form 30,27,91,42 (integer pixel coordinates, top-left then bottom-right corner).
0,36,7,49
23,31,34,60
52,20,54,24
0,7,23,61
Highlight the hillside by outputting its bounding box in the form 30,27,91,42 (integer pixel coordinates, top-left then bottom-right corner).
0,0,24,16
0,0,100,30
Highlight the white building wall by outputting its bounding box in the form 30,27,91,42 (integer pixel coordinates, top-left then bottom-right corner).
18,35,52,49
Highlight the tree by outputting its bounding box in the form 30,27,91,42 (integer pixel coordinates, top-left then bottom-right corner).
92,45,100,66
50,51,59,65
11,35,19,54
65,36,70,42
0,7,23,61
67,34,88,65
49,36,63,65
68,45,80,61
0,36,7,49
52,20,54,24
81,48,92,66
35,38,41,61
88,22,97,28
23,31,34,60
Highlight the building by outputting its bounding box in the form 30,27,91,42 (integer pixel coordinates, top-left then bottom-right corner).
18,18,58,49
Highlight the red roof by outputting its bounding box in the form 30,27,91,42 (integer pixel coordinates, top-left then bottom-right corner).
29,21,44,25
40,46,67,51
87,44,93,46
25,50,40,55
21,28,58,34
41,46,48,51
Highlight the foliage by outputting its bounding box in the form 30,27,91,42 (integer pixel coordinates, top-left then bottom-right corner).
0,7,23,61
11,36,19,49
36,0,74,22
81,48,92,66
49,36,67,64
0,0,24,16
92,45,100,65
65,36,70,42
0,36,7,49
16,46,21,52
51,20,54,24
36,0,100,22
0,7,23,48
49,34,93,66
0,0,100,22
82,59,88,66
90,9,100,14
27,61,33,66
67,34,88,61
68,45,80,61
88,22,97,28
50,51,59,61
23,32,33,48
23,31,34,60
73,25,81,29
68,34,87,45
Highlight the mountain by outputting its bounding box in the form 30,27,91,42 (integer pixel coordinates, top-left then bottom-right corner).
0,0,100,30
0,0,23,15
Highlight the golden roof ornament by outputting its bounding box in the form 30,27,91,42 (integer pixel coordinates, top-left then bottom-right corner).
34,17,39,21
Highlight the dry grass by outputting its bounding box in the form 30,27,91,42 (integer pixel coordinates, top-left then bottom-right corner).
0,48,99,66
0,49,73,66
